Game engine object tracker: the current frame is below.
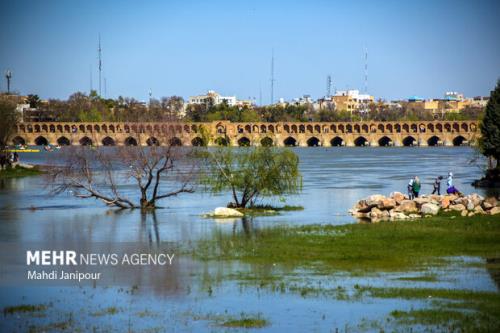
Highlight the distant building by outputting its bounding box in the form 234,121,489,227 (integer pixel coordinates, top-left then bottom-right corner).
332,90,374,112
188,90,237,108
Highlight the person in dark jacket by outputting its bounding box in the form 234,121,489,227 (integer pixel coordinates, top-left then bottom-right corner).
432,176,443,195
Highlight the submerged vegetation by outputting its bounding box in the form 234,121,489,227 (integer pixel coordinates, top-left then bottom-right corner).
193,213,500,272
0,165,43,179
191,213,500,331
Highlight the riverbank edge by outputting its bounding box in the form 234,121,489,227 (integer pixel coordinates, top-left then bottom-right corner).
0,165,45,179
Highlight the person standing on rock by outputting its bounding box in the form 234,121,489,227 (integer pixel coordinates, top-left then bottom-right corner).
412,176,421,198
408,178,415,200
447,172,453,189
432,176,443,195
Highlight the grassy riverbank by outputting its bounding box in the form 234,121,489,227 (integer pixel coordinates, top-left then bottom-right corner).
192,213,500,331
0,165,43,179
194,213,500,272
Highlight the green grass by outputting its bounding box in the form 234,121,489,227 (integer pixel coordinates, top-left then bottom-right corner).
3,304,48,315
220,316,269,328
235,205,304,216
0,165,43,179
193,214,500,272
90,306,120,316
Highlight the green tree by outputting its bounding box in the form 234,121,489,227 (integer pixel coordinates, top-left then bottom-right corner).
480,79,500,169
201,147,302,208
0,96,18,147
26,94,41,108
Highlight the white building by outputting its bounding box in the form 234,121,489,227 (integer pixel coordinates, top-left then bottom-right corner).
335,89,373,103
189,90,237,107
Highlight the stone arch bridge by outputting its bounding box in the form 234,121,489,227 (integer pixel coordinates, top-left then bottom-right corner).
12,120,479,147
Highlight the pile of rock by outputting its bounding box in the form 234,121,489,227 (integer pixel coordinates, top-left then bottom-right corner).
348,192,500,222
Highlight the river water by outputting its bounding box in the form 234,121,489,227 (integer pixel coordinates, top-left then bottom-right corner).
0,147,497,332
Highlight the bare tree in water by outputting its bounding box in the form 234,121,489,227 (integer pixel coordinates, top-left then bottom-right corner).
48,126,196,209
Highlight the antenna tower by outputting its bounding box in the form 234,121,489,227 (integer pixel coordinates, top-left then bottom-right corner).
364,48,368,94
326,75,332,97
270,49,275,104
98,34,102,96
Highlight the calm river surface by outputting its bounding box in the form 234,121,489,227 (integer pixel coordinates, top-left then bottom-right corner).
0,147,497,332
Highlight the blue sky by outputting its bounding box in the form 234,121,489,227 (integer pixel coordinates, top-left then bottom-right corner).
1,0,499,103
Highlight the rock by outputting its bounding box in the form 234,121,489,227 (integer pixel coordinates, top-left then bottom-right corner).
474,205,485,215
210,207,244,217
461,210,468,217
366,194,386,207
369,207,383,218
440,197,451,209
390,192,406,204
392,212,409,220
468,212,475,217
414,197,430,206
488,207,500,215
420,203,440,215
468,194,483,207
485,197,498,207
353,212,370,218
449,204,466,212
408,214,421,219
378,198,396,210
394,200,418,213
483,202,494,210
466,201,475,211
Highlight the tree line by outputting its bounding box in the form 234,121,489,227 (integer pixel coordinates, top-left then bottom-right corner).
3,90,485,124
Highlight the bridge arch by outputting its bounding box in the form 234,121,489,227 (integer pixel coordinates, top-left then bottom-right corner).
35,136,49,146
354,136,368,147
306,137,320,147
102,136,116,146
169,137,182,146
191,137,205,147
331,136,344,146
427,136,441,146
214,137,228,146
237,137,251,147
283,136,297,147
453,135,467,146
57,136,70,146
146,137,159,146
378,136,392,147
260,137,274,147
79,136,93,146
402,136,416,146
12,136,26,145
124,136,138,146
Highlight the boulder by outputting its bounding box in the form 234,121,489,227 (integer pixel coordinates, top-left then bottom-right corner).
408,214,422,219
483,202,494,210
488,207,500,215
390,212,409,220
390,192,406,204
369,207,383,218
414,197,431,206
366,194,386,207
466,201,475,211
474,205,485,215
461,210,468,217
449,204,466,212
485,197,498,207
394,200,418,213
210,207,244,217
378,198,396,210
420,203,440,215
440,197,451,209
